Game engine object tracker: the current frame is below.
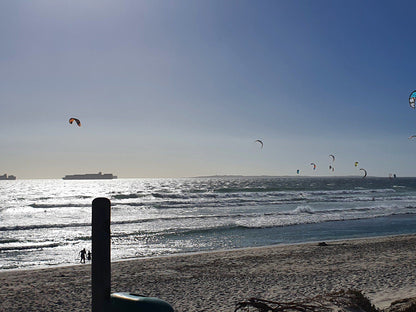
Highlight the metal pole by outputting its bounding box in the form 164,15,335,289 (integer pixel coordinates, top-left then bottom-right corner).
92,197,111,312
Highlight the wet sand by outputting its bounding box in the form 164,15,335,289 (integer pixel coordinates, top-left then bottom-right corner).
1,234,416,311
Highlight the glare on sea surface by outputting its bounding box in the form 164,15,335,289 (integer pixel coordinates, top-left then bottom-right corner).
2,177,416,270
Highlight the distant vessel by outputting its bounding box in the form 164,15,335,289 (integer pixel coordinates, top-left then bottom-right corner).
0,174,16,180
62,172,117,180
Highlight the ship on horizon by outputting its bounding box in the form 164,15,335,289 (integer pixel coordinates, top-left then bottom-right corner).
62,172,117,180
0,174,16,180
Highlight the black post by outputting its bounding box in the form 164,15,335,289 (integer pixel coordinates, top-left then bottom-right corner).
92,197,111,312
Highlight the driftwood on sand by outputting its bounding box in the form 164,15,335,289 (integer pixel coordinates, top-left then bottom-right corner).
235,289,377,312
235,289,416,312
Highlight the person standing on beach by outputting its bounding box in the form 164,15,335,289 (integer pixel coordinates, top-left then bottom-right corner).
79,248,86,263
87,250,92,261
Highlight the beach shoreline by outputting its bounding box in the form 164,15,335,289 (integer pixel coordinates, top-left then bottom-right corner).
3,232,412,274
1,234,415,311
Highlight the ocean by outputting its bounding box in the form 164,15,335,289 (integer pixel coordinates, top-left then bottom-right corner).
1,176,416,271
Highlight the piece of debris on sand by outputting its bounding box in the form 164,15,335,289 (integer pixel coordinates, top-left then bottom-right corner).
235,289,383,312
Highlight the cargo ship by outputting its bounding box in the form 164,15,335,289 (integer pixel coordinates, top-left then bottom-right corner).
0,174,16,180
62,172,117,180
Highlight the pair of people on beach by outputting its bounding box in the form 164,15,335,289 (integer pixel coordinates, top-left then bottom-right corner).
79,248,91,263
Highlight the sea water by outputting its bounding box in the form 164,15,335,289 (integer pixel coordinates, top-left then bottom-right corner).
1,176,416,270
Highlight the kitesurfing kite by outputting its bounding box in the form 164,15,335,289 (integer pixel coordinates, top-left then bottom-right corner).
409,135,416,140
255,140,263,149
296,169,300,174
360,168,367,178
354,161,359,167
69,118,81,127
310,163,317,170
409,90,416,109
328,155,335,172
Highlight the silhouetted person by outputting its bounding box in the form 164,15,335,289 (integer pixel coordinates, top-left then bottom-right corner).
80,248,86,263
87,250,92,261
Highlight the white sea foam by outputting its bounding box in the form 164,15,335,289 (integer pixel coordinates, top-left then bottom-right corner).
293,205,315,214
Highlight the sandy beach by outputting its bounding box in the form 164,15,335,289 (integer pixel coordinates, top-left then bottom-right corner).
0,234,415,311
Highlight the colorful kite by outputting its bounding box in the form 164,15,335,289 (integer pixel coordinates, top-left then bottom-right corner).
69,118,81,127
410,90,416,109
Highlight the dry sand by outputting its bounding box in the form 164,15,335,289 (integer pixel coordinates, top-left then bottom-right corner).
0,234,416,312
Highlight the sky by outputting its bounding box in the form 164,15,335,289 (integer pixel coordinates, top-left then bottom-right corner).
1,0,416,179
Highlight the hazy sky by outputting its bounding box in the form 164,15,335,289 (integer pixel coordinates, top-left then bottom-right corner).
1,0,416,179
